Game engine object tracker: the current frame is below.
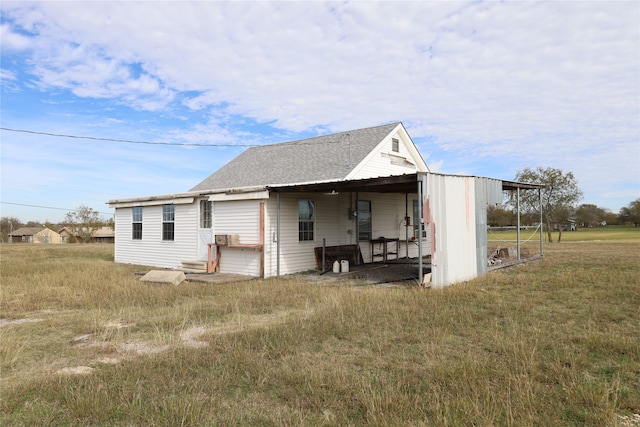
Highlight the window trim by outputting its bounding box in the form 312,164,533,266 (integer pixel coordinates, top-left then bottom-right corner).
298,199,315,242
132,206,143,240
391,138,400,153
358,200,372,241
200,200,212,229
162,204,175,241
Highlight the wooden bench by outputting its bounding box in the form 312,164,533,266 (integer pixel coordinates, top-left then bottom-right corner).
314,244,362,271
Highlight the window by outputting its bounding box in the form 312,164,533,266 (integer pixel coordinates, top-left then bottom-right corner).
132,206,143,240
391,138,399,153
200,200,212,228
162,205,175,241
298,200,315,241
358,200,372,241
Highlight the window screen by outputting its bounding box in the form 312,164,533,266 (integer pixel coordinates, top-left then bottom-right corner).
298,200,315,241
162,205,175,241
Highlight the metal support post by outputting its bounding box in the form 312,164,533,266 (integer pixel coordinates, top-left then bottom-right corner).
516,187,521,261
276,192,281,277
417,179,424,286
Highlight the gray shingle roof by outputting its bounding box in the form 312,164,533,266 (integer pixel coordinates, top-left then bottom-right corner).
191,122,401,191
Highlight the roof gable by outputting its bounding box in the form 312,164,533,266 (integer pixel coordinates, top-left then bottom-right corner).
348,123,429,180
190,122,405,191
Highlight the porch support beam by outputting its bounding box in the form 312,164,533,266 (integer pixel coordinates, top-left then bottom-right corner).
355,192,359,265
418,177,424,286
276,192,281,277
539,188,544,256
517,187,521,261
405,193,409,259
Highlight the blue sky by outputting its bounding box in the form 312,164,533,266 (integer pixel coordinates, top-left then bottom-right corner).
1,1,638,223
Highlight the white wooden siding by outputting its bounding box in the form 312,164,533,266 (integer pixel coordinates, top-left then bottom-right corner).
114,203,198,268
355,192,431,263
265,193,331,277
263,191,432,277
213,200,264,276
350,129,426,180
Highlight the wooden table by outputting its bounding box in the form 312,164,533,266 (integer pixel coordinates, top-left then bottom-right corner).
369,238,399,262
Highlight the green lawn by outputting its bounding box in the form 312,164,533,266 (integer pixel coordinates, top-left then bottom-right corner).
488,224,640,244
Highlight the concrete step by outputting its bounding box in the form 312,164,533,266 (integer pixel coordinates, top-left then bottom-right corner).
181,260,207,273
181,268,208,274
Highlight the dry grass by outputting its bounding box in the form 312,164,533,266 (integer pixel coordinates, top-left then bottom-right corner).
1,238,639,426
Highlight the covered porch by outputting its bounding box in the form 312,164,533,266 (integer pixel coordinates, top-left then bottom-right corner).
269,172,543,287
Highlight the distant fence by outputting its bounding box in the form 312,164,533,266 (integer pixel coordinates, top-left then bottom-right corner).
487,226,539,231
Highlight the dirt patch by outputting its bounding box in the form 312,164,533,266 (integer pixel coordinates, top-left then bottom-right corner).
96,357,120,364
180,326,209,348
56,366,94,375
209,309,309,336
619,414,640,427
0,318,44,327
120,342,170,355
1,310,76,328
65,309,311,374
178,310,310,348
103,321,134,329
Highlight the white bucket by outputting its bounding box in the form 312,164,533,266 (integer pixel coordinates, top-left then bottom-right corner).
340,260,349,273
332,260,340,273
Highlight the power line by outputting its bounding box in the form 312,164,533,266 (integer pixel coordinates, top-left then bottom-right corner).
0,127,347,148
0,127,260,147
1,201,113,216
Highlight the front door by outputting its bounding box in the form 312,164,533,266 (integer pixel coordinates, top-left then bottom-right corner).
197,199,213,261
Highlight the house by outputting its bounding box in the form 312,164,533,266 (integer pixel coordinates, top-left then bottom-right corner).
8,227,62,244
59,226,115,243
92,226,115,243
109,122,542,287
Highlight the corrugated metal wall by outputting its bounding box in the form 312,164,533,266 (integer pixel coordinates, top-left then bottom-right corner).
475,177,503,276
475,178,488,276
423,174,478,288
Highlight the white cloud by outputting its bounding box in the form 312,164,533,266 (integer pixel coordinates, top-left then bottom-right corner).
0,67,16,81
1,1,638,213
0,22,31,51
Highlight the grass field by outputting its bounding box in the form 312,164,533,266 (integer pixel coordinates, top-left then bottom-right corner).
488,225,640,244
1,228,639,426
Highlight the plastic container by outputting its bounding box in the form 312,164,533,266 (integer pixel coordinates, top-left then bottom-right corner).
332,260,340,273
340,260,349,273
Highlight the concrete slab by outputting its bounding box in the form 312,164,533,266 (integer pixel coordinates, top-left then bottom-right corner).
140,270,186,286
184,273,255,284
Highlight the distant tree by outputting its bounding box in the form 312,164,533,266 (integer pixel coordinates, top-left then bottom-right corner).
487,204,516,227
1,216,23,242
105,216,115,230
44,220,59,231
575,204,607,227
603,210,618,226
513,167,583,243
619,198,640,226
64,205,103,243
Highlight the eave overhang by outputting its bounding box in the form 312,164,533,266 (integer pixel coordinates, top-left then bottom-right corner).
268,173,544,194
